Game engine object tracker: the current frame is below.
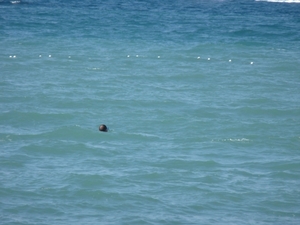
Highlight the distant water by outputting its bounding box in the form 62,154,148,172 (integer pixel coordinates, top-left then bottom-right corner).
1,0,300,224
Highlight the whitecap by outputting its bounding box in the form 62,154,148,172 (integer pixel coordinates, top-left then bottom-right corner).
255,0,300,3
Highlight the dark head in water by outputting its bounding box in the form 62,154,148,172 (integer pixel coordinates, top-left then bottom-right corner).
99,124,108,132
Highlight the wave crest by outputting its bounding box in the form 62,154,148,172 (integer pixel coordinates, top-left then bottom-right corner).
255,0,300,3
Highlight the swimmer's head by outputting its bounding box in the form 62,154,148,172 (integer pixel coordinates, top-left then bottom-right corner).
99,124,108,132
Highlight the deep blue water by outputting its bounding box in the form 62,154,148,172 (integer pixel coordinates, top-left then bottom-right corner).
1,0,300,224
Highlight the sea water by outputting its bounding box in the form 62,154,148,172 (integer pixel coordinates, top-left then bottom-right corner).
1,0,300,224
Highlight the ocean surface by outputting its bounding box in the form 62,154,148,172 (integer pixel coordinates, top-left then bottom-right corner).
1,0,300,224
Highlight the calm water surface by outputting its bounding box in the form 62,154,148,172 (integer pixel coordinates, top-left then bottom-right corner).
1,0,300,224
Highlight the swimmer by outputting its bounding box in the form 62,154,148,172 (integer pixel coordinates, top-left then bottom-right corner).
99,124,108,132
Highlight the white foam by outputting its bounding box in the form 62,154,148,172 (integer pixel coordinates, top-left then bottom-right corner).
255,0,300,3
228,138,250,142
91,68,101,70
212,138,250,142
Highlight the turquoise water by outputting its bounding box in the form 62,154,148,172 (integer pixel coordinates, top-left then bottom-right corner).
1,0,300,224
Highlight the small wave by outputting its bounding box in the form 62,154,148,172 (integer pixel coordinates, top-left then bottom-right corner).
212,138,250,142
86,67,103,71
157,159,221,170
113,131,162,142
255,0,300,3
131,132,160,138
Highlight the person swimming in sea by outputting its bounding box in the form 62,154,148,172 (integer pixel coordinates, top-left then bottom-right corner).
99,124,108,132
